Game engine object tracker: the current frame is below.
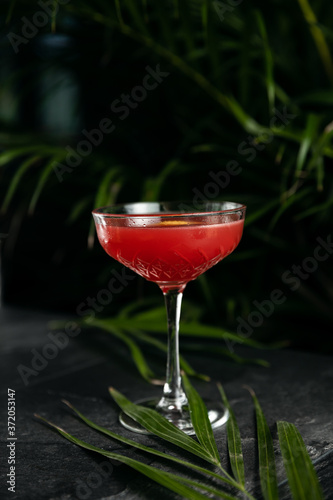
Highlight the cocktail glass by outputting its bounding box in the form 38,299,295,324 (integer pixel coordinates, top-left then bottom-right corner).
92,201,246,434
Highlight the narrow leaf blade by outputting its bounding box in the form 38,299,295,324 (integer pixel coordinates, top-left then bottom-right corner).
35,414,214,500
99,322,155,383
28,156,63,214
249,388,278,500
218,384,245,487
255,10,275,111
1,155,41,212
182,372,221,465
88,166,123,247
277,421,324,500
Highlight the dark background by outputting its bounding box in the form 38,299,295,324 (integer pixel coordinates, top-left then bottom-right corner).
1,0,333,353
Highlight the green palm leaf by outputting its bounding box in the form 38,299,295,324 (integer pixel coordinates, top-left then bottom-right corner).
182,372,221,464
218,384,245,487
277,421,324,500
248,387,278,500
109,386,220,465
60,399,238,491
35,414,232,500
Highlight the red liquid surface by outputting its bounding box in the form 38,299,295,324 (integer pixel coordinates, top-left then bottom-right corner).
96,218,244,291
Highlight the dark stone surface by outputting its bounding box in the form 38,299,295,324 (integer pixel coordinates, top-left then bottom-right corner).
0,306,332,499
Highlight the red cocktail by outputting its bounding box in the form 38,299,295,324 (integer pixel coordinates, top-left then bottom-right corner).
96,217,244,292
93,201,246,434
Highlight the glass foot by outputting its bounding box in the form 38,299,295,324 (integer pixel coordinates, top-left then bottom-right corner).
119,398,229,435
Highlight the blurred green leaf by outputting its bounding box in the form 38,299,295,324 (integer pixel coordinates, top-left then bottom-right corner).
269,188,312,231
66,197,92,225
1,155,41,213
297,89,333,106
315,156,324,191
178,0,196,54
28,156,64,215
0,148,39,167
296,114,321,175
50,0,58,33
108,314,276,349
5,0,333,355
307,125,333,176
92,166,124,209
6,0,17,23
244,200,279,227
255,10,275,112
88,166,124,247
93,320,156,383
124,0,149,34
127,305,165,322
295,195,333,221
114,0,124,26
142,159,187,201
126,327,210,381
297,0,333,84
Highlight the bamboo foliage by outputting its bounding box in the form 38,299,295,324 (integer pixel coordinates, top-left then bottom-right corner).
35,378,325,499
1,0,333,349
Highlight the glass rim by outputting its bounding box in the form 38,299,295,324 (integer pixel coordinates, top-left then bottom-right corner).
92,201,246,218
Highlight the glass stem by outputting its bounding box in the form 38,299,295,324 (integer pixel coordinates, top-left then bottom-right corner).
157,287,187,414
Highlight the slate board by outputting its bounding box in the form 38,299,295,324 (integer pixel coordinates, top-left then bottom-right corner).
1,307,332,499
